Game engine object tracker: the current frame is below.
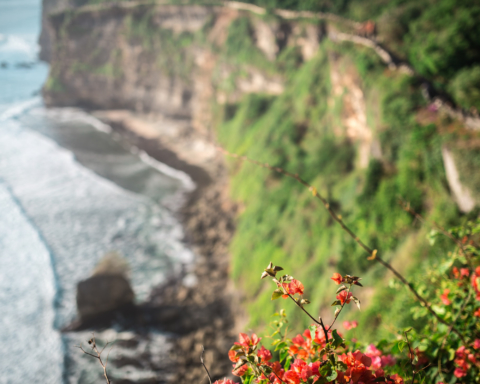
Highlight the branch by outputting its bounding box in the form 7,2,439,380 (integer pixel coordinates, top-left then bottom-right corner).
77,335,112,384
271,275,330,344
327,285,351,332
218,147,465,341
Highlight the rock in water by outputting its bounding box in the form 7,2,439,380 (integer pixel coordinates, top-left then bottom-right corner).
76,275,134,321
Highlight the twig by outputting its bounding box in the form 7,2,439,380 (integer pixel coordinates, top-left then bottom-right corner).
404,330,416,384
272,276,330,344
327,285,351,332
77,335,112,384
201,346,213,384
218,147,465,342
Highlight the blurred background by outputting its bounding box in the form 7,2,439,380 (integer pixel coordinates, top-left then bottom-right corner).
0,0,479,383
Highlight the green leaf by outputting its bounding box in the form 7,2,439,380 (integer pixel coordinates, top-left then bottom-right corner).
275,342,287,352
280,349,289,362
331,300,341,306
332,329,343,348
398,341,407,353
325,369,338,381
284,356,292,371
271,289,283,301
309,325,317,340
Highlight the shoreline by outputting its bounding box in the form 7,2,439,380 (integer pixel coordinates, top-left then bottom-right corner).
92,110,243,382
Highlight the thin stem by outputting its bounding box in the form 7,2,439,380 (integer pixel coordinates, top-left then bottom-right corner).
260,364,284,383
404,331,416,384
274,276,330,344
327,285,351,331
218,147,465,342
77,335,111,384
201,346,213,384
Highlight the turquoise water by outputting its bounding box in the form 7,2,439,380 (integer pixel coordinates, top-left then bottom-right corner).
0,1,195,382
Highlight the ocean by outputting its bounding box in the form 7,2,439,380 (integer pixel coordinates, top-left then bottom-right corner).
0,1,195,382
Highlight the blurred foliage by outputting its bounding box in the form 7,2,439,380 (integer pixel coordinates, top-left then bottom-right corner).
214,29,477,339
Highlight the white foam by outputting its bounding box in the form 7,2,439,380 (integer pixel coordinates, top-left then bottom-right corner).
0,34,36,54
0,96,41,121
0,183,64,383
139,150,195,191
39,107,112,133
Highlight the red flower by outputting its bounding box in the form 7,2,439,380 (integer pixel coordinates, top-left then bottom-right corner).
213,380,237,384
461,268,470,277
234,333,260,348
343,320,358,330
232,364,248,377
284,369,301,384
258,346,272,362
454,367,467,378
281,279,305,298
331,273,344,285
228,350,239,362
473,339,480,350
474,308,480,317
440,289,451,305
388,374,404,383
337,290,353,305
266,361,285,384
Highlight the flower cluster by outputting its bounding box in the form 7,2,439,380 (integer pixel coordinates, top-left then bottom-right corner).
337,350,402,384
452,342,480,378
219,264,404,384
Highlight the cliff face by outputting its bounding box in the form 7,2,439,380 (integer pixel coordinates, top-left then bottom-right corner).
40,0,88,61
42,2,323,134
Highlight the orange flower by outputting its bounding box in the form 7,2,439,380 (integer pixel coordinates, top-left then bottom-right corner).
258,346,272,362
232,364,248,377
281,279,304,298
228,350,239,362
234,332,260,348
337,290,353,305
331,273,344,285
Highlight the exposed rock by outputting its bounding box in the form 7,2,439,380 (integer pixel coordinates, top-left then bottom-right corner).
442,146,476,213
40,0,88,61
76,274,135,321
329,53,376,168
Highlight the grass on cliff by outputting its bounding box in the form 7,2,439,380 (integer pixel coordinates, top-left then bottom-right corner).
215,40,471,341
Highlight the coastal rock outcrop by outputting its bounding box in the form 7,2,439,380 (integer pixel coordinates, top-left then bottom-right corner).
76,274,135,321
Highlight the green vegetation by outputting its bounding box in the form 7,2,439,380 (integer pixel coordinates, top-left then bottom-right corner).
123,11,196,79
215,29,478,340
44,75,65,92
